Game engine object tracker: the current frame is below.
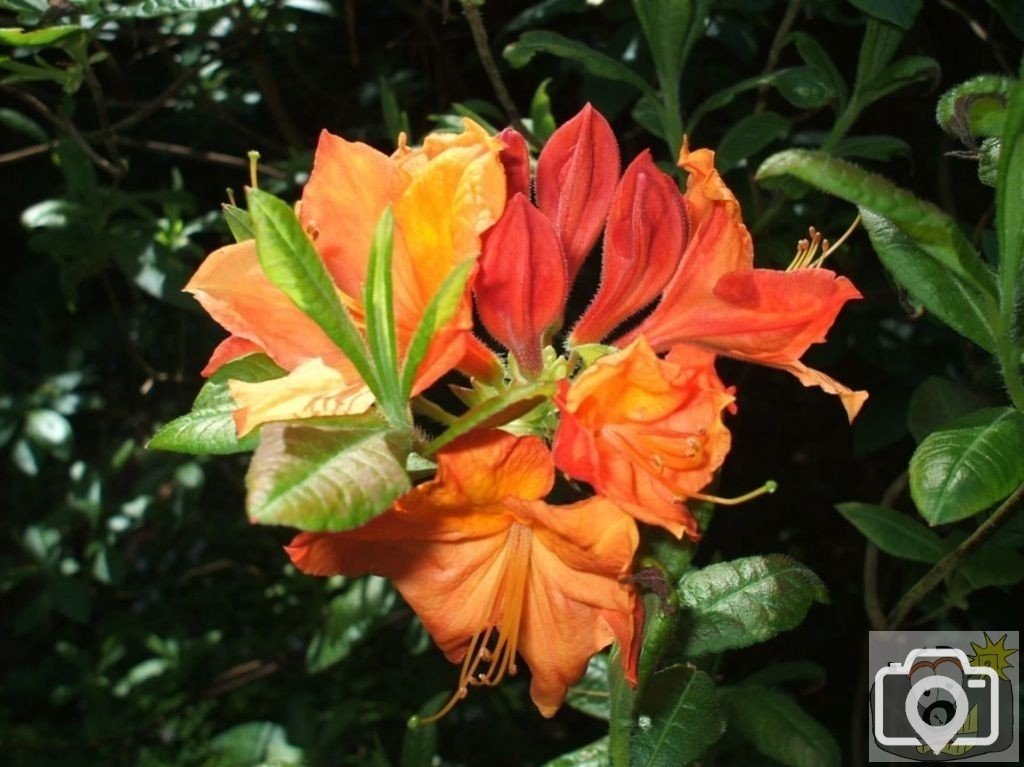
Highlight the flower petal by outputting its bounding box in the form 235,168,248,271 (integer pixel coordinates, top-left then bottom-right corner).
535,104,620,281
201,336,263,377
497,127,531,200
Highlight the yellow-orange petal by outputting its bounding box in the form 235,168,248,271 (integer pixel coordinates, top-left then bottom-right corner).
229,358,375,436
184,240,348,372
201,336,263,377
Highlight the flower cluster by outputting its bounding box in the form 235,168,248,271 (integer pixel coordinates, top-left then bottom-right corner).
177,105,865,721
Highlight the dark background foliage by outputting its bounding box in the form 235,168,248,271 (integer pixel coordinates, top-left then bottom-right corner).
1,1,1021,765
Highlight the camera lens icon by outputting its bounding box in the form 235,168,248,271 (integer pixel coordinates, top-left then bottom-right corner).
873,648,1000,755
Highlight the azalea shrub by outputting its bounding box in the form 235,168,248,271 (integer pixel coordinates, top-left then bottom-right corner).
3,1,1024,766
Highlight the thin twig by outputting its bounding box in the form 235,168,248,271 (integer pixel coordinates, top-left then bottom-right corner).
886,481,1024,629
0,142,54,164
754,0,804,114
113,137,288,179
460,1,537,144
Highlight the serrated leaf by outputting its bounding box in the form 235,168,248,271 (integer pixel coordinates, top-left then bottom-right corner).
715,112,790,172
836,502,948,563
247,422,410,532
247,188,378,400
306,576,397,673
907,376,985,442
504,31,655,98
424,381,553,456
401,260,473,397
720,684,840,767
149,354,285,455
676,555,828,657
909,407,1024,525
222,204,253,242
630,666,725,767
544,737,609,767
566,653,610,720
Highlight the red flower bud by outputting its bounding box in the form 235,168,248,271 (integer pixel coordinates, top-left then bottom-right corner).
498,127,531,200
535,104,619,282
476,194,568,375
572,151,688,344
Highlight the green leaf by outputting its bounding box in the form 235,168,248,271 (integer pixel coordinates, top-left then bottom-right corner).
630,666,725,767
961,544,1024,589
859,55,939,108
306,576,397,673
107,0,238,18
854,17,904,90
676,555,828,657
401,693,446,767
836,502,948,563
529,78,557,144
631,0,709,96
247,188,377,400
756,151,998,349
720,684,840,767
148,354,286,455
832,134,910,161
743,660,826,688
907,376,985,442
363,208,404,424
401,260,474,397
909,407,1024,525
0,107,46,142
210,721,305,767
686,70,788,134
543,738,609,767
566,653,610,720
848,0,923,31
503,31,655,98
987,0,1024,40
222,204,253,242
0,25,81,47
607,644,636,767
775,66,835,109
246,421,410,532
790,32,848,111
936,75,1014,143
715,112,790,172
424,381,554,456
996,70,1024,304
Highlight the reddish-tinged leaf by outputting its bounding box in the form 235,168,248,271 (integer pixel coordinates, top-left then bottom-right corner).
535,104,620,281
498,127,531,200
572,151,688,344
476,194,568,374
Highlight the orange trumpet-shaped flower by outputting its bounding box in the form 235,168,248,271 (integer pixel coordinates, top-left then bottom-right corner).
616,142,867,421
286,430,640,718
185,120,506,434
552,338,733,538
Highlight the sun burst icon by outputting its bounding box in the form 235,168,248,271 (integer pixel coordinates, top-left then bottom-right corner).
968,632,1017,681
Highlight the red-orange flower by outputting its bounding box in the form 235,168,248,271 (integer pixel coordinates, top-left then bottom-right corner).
286,430,640,718
604,142,867,420
184,120,506,434
553,338,733,538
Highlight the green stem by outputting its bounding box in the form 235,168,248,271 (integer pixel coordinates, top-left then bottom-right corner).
885,481,1024,628
411,396,457,427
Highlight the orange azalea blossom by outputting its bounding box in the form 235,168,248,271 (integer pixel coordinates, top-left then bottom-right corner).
553,338,733,538
286,430,640,718
184,119,506,435
606,141,868,421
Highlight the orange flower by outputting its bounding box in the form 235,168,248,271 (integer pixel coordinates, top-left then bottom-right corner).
185,120,506,434
286,430,640,718
552,338,733,538
610,142,867,420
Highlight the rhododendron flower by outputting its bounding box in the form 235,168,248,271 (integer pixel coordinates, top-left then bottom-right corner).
185,119,506,434
553,338,733,538
286,430,640,718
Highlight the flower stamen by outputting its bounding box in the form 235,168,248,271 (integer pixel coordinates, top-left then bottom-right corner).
688,479,778,506
787,215,861,271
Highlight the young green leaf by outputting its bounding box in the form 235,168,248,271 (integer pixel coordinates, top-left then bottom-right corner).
675,555,828,657
630,666,725,767
0,25,82,47
222,204,253,242
631,0,710,99
836,502,949,563
400,259,474,397
719,684,841,767
246,188,379,400
530,78,557,144
148,354,285,454
362,207,404,424
247,421,410,532
909,407,1024,525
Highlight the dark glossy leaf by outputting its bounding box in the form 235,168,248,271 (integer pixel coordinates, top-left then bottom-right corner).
832,134,909,161
306,576,397,673
907,376,985,442
630,666,725,767
836,502,947,563
910,407,1024,525
790,31,848,110
743,660,826,687
715,112,790,172
544,738,609,767
720,684,840,767
848,0,923,30
775,66,835,109
566,653,610,720
149,354,286,455
246,421,410,532
631,0,709,94
108,0,238,17
676,555,828,657
961,544,1024,589
860,55,940,107
504,31,655,97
